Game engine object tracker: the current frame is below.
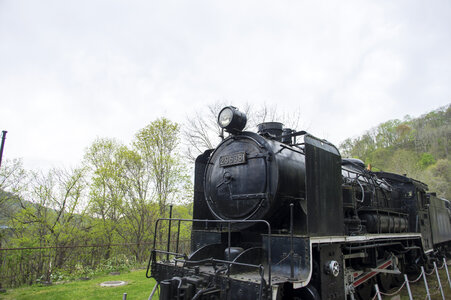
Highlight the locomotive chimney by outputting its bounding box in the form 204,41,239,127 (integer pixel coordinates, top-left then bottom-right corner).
257,122,283,140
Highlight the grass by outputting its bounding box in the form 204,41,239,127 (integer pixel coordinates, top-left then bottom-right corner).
0,269,156,300
2,266,450,299
395,267,451,300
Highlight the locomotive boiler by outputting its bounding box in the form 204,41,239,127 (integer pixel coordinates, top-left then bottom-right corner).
147,106,451,299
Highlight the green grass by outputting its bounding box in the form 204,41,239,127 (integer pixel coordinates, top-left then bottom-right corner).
0,269,156,300
2,267,450,299
395,268,451,300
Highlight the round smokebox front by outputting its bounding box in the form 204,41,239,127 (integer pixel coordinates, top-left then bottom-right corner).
204,137,271,220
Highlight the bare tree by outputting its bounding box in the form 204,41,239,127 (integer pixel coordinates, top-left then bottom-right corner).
249,103,302,130
182,102,303,161
182,101,249,161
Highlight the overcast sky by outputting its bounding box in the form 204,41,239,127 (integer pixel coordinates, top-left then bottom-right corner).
1,0,450,170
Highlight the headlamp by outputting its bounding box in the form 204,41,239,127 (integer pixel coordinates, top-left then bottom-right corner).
217,106,247,133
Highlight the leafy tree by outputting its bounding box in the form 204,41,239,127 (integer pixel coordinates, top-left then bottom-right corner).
339,104,450,199
0,159,27,223
134,118,189,216
83,118,191,258
113,146,156,261
424,159,451,199
84,138,124,258
9,167,87,281
418,153,436,169
134,118,190,245
375,119,401,148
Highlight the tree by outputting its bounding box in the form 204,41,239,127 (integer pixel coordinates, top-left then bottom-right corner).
375,120,401,148
0,159,27,222
134,118,189,216
9,167,87,281
426,159,451,199
84,138,124,258
418,153,436,169
83,119,190,257
182,102,303,161
0,159,28,288
113,146,156,261
134,118,190,246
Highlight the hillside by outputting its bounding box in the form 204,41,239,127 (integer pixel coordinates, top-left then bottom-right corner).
339,104,451,199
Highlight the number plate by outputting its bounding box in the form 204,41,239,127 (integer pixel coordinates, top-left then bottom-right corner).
219,152,247,167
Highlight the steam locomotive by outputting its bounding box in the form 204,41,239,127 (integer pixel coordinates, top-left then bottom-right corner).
147,106,451,299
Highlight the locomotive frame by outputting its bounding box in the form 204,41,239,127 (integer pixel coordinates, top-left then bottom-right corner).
147,106,451,299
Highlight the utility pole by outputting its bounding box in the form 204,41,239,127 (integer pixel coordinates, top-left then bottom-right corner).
0,130,6,293
0,131,7,169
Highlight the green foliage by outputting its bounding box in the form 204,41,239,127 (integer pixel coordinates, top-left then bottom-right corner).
1,117,193,288
418,153,436,169
425,159,451,198
339,104,451,199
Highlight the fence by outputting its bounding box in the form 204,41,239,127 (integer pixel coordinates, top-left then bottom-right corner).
0,240,190,288
372,258,451,300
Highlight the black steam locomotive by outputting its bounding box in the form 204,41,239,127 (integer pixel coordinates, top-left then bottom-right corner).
147,106,451,299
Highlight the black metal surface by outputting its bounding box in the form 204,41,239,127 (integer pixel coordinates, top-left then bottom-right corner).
193,150,215,229
205,134,271,221
191,230,227,253
147,218,272,285
153,261,268,300
359,211,408,233
0,131,7,169
257,122,283,139
262,235,310,282
204,131,306,225
167,205,173,261
229,247,263,274
305,135,344,236
318,244,344,299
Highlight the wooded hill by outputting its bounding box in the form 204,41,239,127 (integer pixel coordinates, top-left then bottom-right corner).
339,104,451,199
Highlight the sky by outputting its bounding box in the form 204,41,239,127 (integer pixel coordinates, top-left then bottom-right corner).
1,0,450,170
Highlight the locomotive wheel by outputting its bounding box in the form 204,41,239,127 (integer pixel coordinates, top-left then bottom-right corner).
392,258,405,287
293,284,320,300
377,272,393,292
356,278,375,300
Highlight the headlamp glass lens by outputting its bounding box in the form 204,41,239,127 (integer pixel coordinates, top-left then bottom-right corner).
218,108,233,127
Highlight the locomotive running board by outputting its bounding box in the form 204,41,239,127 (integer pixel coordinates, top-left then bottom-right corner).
310,232,422,244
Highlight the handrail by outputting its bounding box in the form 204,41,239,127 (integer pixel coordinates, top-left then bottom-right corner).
146,218,272,286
